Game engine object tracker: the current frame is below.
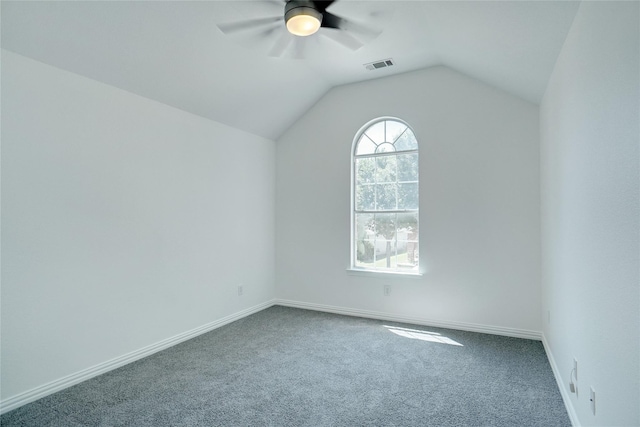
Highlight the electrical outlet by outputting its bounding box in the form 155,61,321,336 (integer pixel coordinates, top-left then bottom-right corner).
569,358,578,395
383,285,391,296
238,285,243,296
590,387,596,415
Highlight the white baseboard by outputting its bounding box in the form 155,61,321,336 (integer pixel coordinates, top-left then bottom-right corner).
0,299,276,415
273,299,543,341
541,333,580,427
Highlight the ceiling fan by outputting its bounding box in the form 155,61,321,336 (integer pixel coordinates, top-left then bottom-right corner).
217,0,385,58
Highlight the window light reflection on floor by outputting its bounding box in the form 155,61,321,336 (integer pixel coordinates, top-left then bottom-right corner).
384,325,464,346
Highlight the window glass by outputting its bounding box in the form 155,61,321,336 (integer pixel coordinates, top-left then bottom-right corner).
386,120,407,143
365,121,385,144
394,128,418,151
356,135,377,155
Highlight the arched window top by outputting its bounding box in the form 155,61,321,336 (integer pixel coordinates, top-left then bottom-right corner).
354,118,418,156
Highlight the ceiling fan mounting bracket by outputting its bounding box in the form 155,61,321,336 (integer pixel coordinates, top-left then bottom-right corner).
285,1,321,16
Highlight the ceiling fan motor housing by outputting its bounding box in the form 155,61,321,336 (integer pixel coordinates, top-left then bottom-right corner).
285,1,324,33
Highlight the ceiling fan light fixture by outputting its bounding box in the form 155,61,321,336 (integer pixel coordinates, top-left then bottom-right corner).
285,2,322,36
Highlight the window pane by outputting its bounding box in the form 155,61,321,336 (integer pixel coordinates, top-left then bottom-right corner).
398,183,418,210
397,153,418,182
395,128,418,151
397,212,419,236
355,213,374,238
355,213,375,266
375,156,397,183
355,157,375,183
356,135,376,155
384,241,399,269
376,142,396,153
376,184,397,210
356,184,375,210
397,212,419,269
396,240,418,268
372,213,398,269
372,213,397,238
386,120,407,144
365,121,385,144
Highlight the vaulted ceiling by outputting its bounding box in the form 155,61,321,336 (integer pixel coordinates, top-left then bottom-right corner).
1,1,580,140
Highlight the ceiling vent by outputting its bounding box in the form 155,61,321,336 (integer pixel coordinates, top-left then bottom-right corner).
364,58,394,71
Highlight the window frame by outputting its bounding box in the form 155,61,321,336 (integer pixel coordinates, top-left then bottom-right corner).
349,117,421,276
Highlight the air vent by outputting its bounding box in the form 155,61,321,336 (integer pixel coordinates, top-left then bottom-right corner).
364,58,394,71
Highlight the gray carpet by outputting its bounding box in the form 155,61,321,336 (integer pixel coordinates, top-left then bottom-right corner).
1,306,570,426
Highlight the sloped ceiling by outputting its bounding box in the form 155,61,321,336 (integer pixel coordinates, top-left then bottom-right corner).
1,1,580,140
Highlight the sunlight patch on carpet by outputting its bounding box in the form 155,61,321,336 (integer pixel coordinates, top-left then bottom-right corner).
384,325,464,346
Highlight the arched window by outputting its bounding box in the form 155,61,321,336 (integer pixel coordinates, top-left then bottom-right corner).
351,118,419,273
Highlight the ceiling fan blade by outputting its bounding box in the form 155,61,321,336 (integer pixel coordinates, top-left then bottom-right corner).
258,24,282,39
320,28,363,51
322,11,381,40
261,0,287,11
343,20,382,41
217,16,283,35
321,11,344,30
268,32,292,57
314,1,337,13
292,36,307,59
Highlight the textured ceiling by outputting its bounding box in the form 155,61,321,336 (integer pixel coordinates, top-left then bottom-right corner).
1,1,580,140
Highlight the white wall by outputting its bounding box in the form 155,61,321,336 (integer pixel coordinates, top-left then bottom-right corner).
1,50,275,401
540,1,640,426
276,66,541,335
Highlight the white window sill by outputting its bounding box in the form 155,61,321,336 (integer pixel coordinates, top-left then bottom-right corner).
346,268,423,278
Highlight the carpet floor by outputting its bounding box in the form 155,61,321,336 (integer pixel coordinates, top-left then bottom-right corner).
1,306,571,426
